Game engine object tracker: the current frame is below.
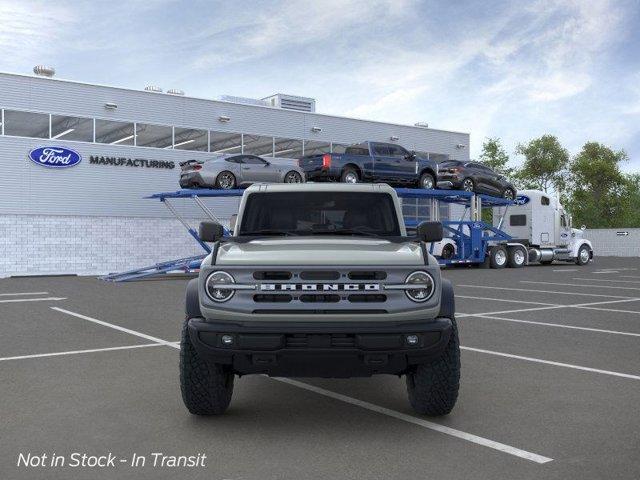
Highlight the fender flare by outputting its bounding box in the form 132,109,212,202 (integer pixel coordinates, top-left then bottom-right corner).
185,278,202,319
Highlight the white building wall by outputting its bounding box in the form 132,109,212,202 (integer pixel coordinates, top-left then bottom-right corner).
0,214,226,277
583,228,640,257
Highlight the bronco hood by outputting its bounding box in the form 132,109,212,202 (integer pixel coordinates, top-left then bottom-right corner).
216,237,424,266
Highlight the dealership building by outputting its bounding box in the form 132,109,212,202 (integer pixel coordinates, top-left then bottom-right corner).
0,69,470,277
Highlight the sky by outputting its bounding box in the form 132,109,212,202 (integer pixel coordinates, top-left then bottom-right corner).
1,0,639,171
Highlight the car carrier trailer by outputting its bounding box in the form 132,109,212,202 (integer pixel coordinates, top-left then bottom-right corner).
101,186,593,282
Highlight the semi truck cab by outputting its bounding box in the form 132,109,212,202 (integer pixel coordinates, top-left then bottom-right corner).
495,189,593,265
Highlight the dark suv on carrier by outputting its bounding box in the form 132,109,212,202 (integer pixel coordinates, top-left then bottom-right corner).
437,160,516,199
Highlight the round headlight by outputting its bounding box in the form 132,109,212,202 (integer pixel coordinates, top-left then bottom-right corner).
206,271,235,302
405,271,435,302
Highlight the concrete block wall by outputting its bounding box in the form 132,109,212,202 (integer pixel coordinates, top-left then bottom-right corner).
583,228,640,257
0,214,227,277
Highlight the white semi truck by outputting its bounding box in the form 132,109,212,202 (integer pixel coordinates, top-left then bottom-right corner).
493,189,593,266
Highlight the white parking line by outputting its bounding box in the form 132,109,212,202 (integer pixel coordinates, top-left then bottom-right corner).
461,347,640,380
552,269,578,272
457,295,559,306
0,297,66,304
460,314,640,337
620,275,640,279
51,307,178,347
457,284,636,299
0,343,162,362
48,307,554,463
572,278,640,284
456,298,640,318
274,377,553,464
522,281,640,292
0,291,49,296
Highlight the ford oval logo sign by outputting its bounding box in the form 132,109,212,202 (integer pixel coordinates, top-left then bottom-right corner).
514,195,530,206
28,146,82,168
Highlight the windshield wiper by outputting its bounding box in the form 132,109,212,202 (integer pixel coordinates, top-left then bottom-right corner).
240,229,299,236
320,228,387,239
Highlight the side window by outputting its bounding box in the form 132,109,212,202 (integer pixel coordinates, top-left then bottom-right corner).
541,196,550,206
226,156,242,163
373,144,390,156
243,156,267,165
387,145,409,158
466,162,480,169
560,215,567,227
510,215,527,226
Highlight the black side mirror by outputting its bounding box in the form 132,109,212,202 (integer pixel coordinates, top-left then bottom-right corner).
199,221,225,242
416,221,443,242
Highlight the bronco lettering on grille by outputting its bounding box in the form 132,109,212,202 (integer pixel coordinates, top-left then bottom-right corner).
260,283,380,291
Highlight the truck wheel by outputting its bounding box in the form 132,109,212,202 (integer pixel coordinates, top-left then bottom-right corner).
489,245,507,268
419,172,436,189
180,319,234,415
576,245,591,266
507,246,526,268
406,317,460,416
341,168,359,184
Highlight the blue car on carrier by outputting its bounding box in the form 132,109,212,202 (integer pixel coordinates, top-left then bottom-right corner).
298,141,442,189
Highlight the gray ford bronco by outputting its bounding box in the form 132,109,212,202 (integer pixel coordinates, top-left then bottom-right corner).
180,183,460,415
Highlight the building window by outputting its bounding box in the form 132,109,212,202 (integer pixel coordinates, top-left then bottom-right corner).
95,119,135,145
135,123,173,148
243,134,274,156
51,114,93,142
303,140,331,156
273,137,303,158
210,131,242,154
173,127,208,151
3,110,49,138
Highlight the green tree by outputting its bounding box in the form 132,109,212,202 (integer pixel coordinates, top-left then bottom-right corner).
566,142,629,228
514,135,569,193
479,137,514,177
622,174,640,227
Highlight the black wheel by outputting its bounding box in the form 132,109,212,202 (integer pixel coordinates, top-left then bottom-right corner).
284,170,303,183
489,245,507,269
441,243,455,260
215,171,236,190
462,178,475,192
419,172,436,189
406,317,460,416
576,245,591,266
507,246,526,268
340,167,359,184
180,319,234,415
502,188,516,200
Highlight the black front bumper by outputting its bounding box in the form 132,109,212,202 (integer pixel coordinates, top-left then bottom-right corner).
188,317,453,378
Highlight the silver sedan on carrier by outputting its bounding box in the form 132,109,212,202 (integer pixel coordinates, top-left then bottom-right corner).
179,154,305,189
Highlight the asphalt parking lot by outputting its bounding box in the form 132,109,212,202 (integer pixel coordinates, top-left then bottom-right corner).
1,257,639,480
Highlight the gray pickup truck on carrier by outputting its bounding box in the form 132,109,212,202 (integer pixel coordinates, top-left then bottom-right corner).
180,183,460,415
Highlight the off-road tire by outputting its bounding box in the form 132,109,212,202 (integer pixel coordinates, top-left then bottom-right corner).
406,317,460,416
180,319,234,415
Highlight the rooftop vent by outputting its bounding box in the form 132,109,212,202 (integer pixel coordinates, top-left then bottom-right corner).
263,94,316,113
33,65,55,77
144,85,163,93
167,89,185,96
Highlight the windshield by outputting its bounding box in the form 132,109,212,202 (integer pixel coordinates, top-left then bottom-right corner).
238,192,401,237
